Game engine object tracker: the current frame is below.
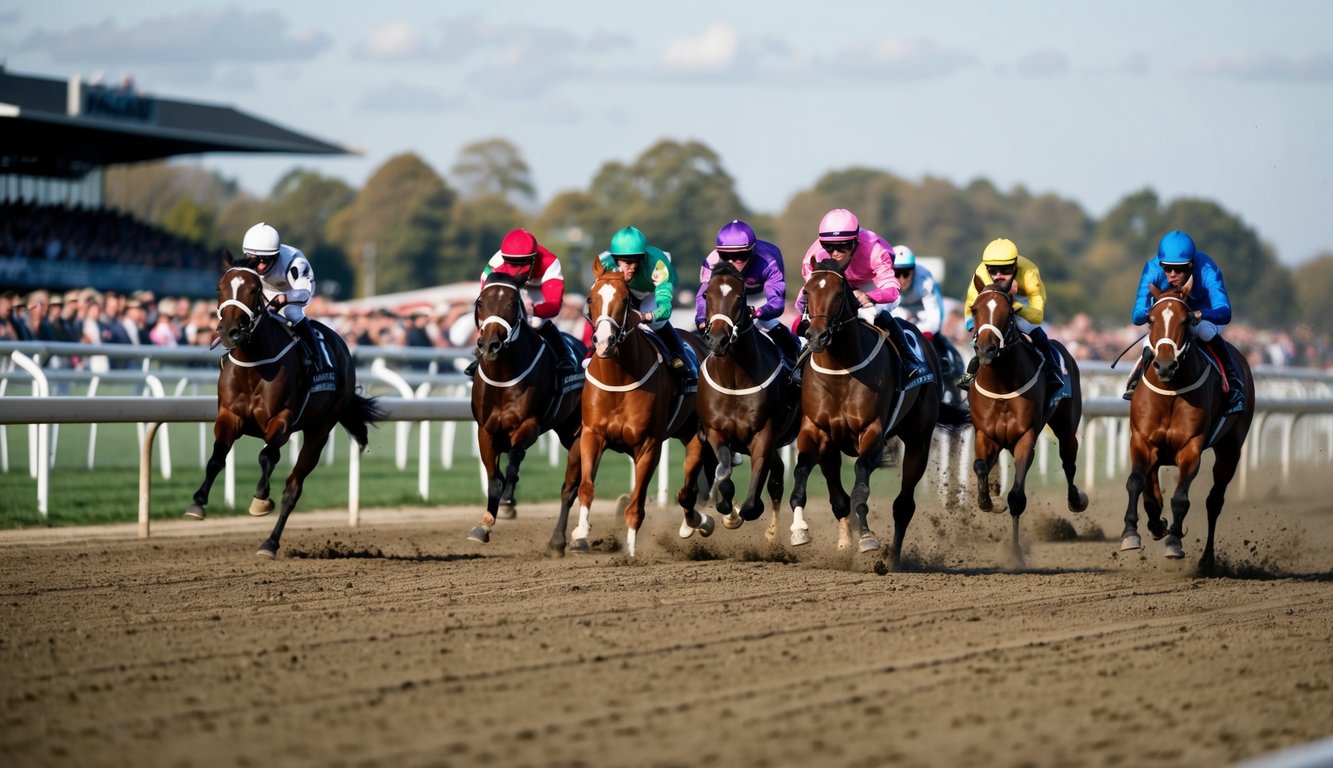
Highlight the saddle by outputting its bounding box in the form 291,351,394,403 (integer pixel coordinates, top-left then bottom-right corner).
642,330,698,395
540,334,585,429
1019,333,1070,411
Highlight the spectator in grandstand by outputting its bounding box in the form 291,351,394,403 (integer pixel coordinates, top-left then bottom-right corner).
23,290,59,342
1,290,33,341
149,298,180,347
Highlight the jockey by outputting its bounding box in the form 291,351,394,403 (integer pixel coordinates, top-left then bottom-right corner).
795,208,924,380
959,237,1062,392
890,245,945,338
597,225,696,389
465,228,578,380
1122,230,1243,412
238,222,334,384
695,220,801,364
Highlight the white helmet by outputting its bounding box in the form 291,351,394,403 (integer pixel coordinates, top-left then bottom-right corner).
243,222,281,256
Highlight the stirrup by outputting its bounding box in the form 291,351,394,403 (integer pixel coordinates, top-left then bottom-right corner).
1121,386,1135,401
670,356,686,369
957,372,975,388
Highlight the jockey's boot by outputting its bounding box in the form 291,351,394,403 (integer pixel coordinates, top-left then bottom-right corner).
539,321,578,380
958,356,979,388
1122,347,1154,401
656,323,697,390
876,312,925,381
295,319,336,389
1028,326,1065,393
463,357,479,377
1208,335,1246,413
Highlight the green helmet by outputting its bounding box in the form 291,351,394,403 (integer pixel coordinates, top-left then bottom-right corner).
609,226,648,259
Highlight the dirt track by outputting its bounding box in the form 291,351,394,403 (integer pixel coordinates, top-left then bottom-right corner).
3,470,1332,768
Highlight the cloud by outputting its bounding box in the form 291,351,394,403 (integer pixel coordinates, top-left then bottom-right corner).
0,9,22,26
359,21,426,60
357,82,462,113
1014,49,1069,78
845,37,978,79
18,9,329,66
1182,52,1333,82
660,23,739,72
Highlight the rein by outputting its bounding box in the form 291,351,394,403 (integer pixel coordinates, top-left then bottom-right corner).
218,267,294,367
476,282,526,347
805,269,857,335
972,287,1019,350
1143,294,1211,397
584,327,663,392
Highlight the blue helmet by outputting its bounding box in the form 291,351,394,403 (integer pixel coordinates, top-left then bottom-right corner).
1157,231,1197,267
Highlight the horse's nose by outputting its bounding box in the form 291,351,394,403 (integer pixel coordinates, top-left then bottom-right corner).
228,327,243,344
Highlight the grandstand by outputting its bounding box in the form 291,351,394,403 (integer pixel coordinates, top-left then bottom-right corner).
0,66,351,298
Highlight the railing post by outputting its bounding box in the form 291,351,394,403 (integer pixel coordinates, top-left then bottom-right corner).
138,422,162,538
10,351,50,516
416,382,431,501
371,359,415,470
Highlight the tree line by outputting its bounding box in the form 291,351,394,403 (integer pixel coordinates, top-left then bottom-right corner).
105,138,1331,335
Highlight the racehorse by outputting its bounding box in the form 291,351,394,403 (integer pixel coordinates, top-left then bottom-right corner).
185,262,384,558
695,263,801,540
967,275,1088,565
468,273,585,551
553,259,715,556
788,257,941,566
1120,281,1254,570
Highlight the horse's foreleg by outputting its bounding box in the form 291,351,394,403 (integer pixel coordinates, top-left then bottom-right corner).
627,439,663,557
891,431,933,567
1052,419,1089,514
1121,451,1150,551
499,422,541,519
764,450,785,543
850,436,883,554
1165,443,1205,560
973,433,999,512
1006,431,1038,566
711,438,742,530
250,440,286,517
739,429,776,524
820,451,853,550
186,413,242,519
788,430,821,547
677,436,714,540
256,428,330,559
469,430,503,544
546,436,582,557
572,431,608,554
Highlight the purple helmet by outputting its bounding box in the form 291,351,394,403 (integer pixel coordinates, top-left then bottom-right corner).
716,220,757,254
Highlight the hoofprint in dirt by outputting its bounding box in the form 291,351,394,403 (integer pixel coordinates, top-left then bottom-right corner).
2,477,1331,768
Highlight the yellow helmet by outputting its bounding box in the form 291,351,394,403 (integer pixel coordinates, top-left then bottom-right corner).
982,238,1020,267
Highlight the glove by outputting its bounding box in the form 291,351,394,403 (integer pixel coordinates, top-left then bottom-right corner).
695,319,707,333
965,316,975,333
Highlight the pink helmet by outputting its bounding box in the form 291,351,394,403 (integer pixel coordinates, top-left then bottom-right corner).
818,209,859,242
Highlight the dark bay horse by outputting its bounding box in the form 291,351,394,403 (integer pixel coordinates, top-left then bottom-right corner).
185,264,384,558
696,263,801,540
968,275,1088,565
789,257,941,566
554,259,715,556
468,273,585,551
1120,281,1254,570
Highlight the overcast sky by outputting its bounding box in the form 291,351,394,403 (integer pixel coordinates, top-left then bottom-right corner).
3,0,1331,266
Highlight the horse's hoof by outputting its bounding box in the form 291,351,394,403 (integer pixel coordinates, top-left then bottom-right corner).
1120,533,1143,551
497,504,517,520
1164,535,1186,559
791,528,812,547
697,514,716,538
546,544,567,559
1069,490,1089,513
978,498,994,513
467,526,490,544
255,547,277,560
570,538,591,555
858,535,881,553
722,513,743,530
184,505,206,520
678,521,696,539
249,497,274,517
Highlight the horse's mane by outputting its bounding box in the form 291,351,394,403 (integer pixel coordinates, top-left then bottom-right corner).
483,271,524,289
595,270,628,285
812,258,845,273
710,262,744,281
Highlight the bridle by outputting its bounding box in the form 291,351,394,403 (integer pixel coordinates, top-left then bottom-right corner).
804,269,857,335
705,273,755,348
475,281,528,350
217,267,267,341
1148,294,1195,360
971,286,1021,353
588,278,634,352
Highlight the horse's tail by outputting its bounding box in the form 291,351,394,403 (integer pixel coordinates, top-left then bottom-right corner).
340,393,387,450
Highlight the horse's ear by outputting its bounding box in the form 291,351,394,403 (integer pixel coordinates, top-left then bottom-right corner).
973,274,985,293
221,248,235,269
807,253,819,271
1180,275,1194,298
592,255,606,280
1149,283,1162,300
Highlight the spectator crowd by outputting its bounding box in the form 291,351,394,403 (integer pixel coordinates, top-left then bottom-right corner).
1,201,214,271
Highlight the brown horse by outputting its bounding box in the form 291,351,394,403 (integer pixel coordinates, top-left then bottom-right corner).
185,264,384,558
967,275,1088,565
695,262,801,540
1120,281,1254,570
789,257,941,565
468,273,585,551
554,260,714,556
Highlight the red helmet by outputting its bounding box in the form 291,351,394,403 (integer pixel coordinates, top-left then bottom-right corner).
500,229,539,265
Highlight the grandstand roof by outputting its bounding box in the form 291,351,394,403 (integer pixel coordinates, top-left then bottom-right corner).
0,67,353,179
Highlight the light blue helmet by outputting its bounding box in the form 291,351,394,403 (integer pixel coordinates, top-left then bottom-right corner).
1157,231,1197,266
892,245,916,269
